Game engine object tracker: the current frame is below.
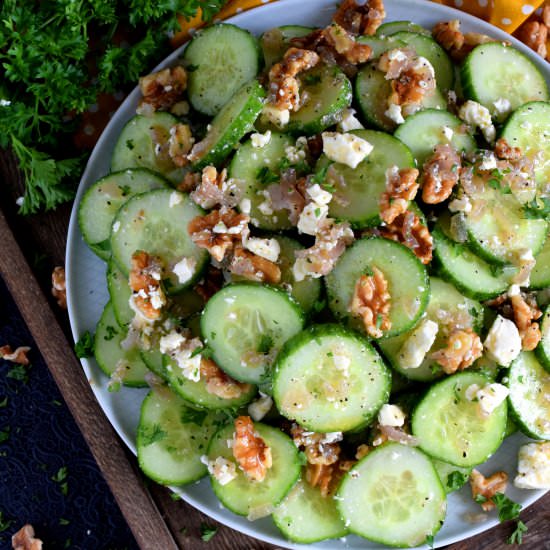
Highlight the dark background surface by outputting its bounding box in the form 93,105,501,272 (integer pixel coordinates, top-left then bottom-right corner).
0,275,138,550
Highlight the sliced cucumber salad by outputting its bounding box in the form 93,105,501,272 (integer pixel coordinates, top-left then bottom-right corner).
76,4,550,549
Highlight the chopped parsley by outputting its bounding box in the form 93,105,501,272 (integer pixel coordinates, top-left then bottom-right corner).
200,523,218,542
522,197,550,220
74,331,94,358
446,470,468,492
51,465,69,496
139,424,167,447
257,334,274,354
180,408,207,426
256,166,280,185
507,520,528,545
103,325,118,341
6,364,29,384
0,426,10,444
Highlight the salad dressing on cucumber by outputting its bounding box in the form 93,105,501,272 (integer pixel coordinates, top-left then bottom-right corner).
76,0,550,546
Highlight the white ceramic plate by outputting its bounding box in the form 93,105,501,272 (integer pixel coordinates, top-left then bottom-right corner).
66,1,550,547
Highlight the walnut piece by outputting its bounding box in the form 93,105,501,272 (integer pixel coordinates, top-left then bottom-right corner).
129,251,166,320
168,123,194,167
378,48,436,117
349,267,391,338
379,166,419,224
333,0,386,36
322,24,372,64
431,329,483,374
433,20,494,62
470,469,508,511
516,21,548,59
511,294,542,351
422,144,461,204
200,358,252,399
378,210,433,265
51,266,67,309
494,138,522,162
137,66,188,114
268,47,320,111
233,416,273,482
191,166,241,210
188,208,249,262
0,345,31,365
194,265,224,303
12,524,43,550
228,244,281,284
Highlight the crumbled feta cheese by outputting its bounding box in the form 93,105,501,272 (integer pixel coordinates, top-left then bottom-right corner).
398,319,439,369
244,237,280,262
201,456,237,486
285,144,307,164
169,191,183,208
378,404,406,427
159,331,202,382
297,202,328,235
258,190,274,216
248,393,273,421
15,196,24,207
514,442,550,489
112,221,121,233
476,383,509,416
239,198,251,215
512,248,536,287
148,286,165,310
251,130,272,148
320,432,343,444
387,49,408,62
159,331,186,354
262,104,289,128
478,152,498,172
385,103,405,125
337,108,364,132
306,184,332,205
292,257,313,282
493,97,512,117
442,125,454,142
458,100,496,143
321,132,373,169
331,344,352,378
448,196,472,214
465,383,481,402
484,315,522,366
508,284,521,297
0,99,11,107
172,257,197,285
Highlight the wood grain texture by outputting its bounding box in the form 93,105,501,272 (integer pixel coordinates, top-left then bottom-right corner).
1,148,549,549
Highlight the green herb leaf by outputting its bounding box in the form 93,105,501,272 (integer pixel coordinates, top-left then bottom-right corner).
257,334,274,354
256,166,280,185
52,466,69,496
0,426,10,444
74,331,94,358
139,424,167,446
507,520,528,545
200,523,218,542
0,511,13,532
523,197,550,220
446,470,469,492
180,408,207,426
7,364,29,384
103,325,118,341
492,493,522,523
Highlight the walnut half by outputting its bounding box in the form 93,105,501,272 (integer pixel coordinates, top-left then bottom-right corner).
12,524,43,550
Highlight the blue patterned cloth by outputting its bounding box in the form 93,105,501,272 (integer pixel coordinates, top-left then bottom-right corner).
0,276,138,550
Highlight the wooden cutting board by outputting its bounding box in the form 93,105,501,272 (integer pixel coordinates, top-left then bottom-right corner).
1,150,548,549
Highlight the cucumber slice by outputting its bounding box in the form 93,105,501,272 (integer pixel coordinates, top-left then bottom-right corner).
431,459,472,494
162,354,257,410
286,63,352,135
356,35,407,59
273,479,348,543
110,188,208,293
394,109,476,166
78,169,169,260
140,349,167,379
376,20,431,37
412,372,508,467
337,442,446,547
462,43,549,118
432,224,512,301
462,184,547,264
201,283,305,384
536,306,550,372
207,422,301,517
107,259,134,327
531,232,550,289
273,324,390,432
326,237,430,338
229,132,295,230
191,80,266,170
183,24,261,116
137,389,222,485
379,277,484,382
93,302,148,387
392,31,454,91
261,25,314,68
111,113,186,184
355,63,446,132
507,351,550,440
500,101,550,187
317,129,414,228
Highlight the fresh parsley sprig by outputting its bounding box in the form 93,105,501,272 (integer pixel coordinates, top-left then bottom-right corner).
0,0,226,214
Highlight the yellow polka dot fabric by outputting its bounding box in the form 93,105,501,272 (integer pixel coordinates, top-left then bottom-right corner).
172,0,544,46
